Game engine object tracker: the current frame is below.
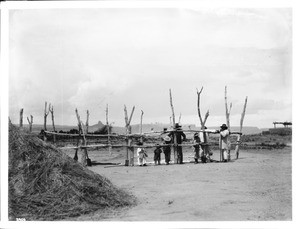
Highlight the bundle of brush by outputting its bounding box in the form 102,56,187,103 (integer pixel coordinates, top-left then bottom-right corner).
9,122,136,220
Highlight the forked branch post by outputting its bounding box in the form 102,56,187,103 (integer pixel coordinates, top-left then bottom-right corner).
27,115,33,132
169,89,178,163
235,96,248,159
196,87,209,157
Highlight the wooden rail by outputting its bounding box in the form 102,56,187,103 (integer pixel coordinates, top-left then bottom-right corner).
59,142,243,150
44,130,242,137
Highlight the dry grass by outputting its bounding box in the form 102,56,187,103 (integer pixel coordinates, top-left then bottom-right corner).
9,123,136,220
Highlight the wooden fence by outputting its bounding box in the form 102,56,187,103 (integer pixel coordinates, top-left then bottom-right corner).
43,128,242,166
19,86,247,166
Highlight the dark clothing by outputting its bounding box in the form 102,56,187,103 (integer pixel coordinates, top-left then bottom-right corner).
168,130,186,144
193,136,201,151
193,136,201,161
168,130,186,164
154,147,162,164
163,140,171,164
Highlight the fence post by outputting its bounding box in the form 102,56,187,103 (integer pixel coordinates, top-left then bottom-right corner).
196,87,210,160
106,105,112,155
224,86,232,161
139,110,144,143
124,105,135,166
80,121,90,166
49,105,56,143
86,110,89,134
75,108,88,165
169,89,178,163
19,108,23,128
235,96,248,159
27,115,33,132
44,102,50,131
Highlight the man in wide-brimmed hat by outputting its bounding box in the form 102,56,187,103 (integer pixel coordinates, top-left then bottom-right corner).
168,123,186,164
219,124,230,162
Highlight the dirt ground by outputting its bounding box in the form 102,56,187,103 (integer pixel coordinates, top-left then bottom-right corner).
64,147,292,221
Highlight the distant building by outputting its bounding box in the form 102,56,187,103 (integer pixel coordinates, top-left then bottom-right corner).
262,121,292,136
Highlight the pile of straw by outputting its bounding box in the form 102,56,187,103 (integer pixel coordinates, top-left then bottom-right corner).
9,123,136,220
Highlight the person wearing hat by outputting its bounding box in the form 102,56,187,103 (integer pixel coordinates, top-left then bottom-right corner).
160,127,169,142
168,123,186,164
193,132,201,163
219,124,230,162
163,135,172,165
153,144,162,165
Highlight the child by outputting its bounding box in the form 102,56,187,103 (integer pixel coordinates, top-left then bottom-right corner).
193,133,201,163
136,141,147,166
154,144,162,165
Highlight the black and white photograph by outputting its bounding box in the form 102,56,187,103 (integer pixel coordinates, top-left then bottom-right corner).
0,0,299,227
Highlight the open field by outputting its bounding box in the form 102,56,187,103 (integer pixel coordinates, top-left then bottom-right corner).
64,146,292,221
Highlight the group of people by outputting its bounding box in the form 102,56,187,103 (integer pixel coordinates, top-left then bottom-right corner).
136,123,230,166
136,135,172,166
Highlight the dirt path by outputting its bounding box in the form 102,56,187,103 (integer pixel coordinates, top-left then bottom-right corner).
68,148,292,221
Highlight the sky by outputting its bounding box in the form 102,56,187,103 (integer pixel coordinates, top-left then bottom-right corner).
8,7,292,129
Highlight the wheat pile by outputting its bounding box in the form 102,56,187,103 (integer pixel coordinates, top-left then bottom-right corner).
9,123,136,220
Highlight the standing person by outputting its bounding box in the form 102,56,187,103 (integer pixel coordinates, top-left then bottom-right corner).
168,123,186,164
154,144,162,165
136,141,147,166
218,124,230,162
160,128,169,141
163,136,172,165
193,133,201,164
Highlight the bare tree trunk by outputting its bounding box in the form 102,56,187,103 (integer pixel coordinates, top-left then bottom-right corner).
27,115,33,132
49,105,56,143
169,89,178,163
19,108,23,128
169,89,176,126
224,86,232,130
84,110,90,162
235,96,248,159
140,110,144,134
224,86,232,161
75,108,82,133
196,87,209,158
44,102,50,131
178,113,182,124
75,108,85,165
124,105,129,166
80,121,89,166
86,110,89,134
106,104,112,155
124,105,135,166
128,106,135,125
140,110,144,143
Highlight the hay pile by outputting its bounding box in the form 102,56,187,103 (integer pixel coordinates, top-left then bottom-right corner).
9,123,136,220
